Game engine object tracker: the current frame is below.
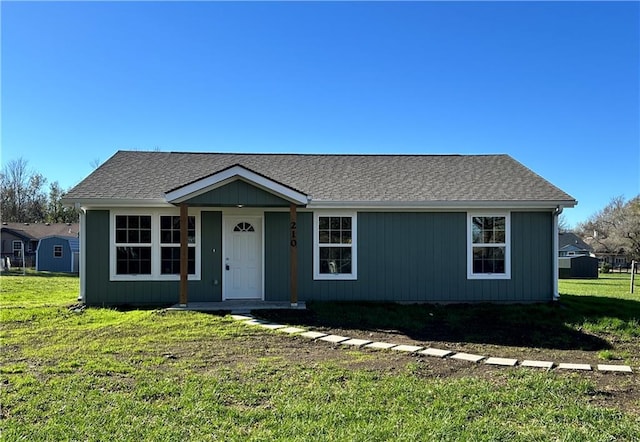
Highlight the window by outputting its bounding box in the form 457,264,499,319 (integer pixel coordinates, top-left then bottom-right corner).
111,211,201,281
467,213,510,279
160,215,196,275
313,212,357,280
53,245,63,258
115,215,152,275
12,241,22,258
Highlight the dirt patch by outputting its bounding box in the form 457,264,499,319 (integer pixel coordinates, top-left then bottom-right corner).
232,310,640,414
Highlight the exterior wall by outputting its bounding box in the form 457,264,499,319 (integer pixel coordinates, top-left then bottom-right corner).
36,237,73,272
266,211,553,303
85,208,554,305
184,180,291,207
84,210,223,306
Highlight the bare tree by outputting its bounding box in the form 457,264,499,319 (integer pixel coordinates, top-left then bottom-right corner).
577,195,640,261
558,213,571,233
1,158,33,221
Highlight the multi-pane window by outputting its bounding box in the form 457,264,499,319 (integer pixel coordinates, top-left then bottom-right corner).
314,213,357,280
115,215,152,275
53,245,63,258
160,216,195,275
111,211,200,280
468,214,510,279
12,241,22,258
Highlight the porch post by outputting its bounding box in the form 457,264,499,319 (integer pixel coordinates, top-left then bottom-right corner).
179,203,189,306
290,203,298,307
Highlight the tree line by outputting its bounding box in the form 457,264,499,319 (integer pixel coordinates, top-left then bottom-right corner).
576,195,640,262
1,158,80,224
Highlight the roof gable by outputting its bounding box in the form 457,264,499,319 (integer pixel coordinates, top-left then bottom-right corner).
165,164,309,205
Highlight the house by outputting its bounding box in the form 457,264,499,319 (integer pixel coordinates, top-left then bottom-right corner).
62,151,576,306
36,236,80,273
1,222,80,268
558,232,593,257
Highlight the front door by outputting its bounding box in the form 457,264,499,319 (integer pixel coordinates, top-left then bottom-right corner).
223,216,262,300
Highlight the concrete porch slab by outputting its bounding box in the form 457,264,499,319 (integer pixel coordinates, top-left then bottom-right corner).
420,348,453,358
597,364,633,373
167,301,306,313
450,352,485,363
364,342,397,350
521,360,554,369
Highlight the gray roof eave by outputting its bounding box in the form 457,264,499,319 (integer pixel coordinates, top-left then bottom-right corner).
62,198,173,209
307,199,578,210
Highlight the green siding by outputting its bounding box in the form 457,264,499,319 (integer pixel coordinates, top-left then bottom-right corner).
88,209,553,305
84,210,222,306
185,180,291,207
265,211,553,303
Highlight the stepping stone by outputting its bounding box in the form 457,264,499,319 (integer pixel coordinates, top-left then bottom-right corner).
277,327,306,334
450,352,485,363
244,319,268,326
557,363,592,371
391,345,424,353
420,348,453,358
341,338,372,347
230,314,253,321
299,331,327,339
319,335,351,344
521,360,554,369
597,364,633,373
364,342,397,350
259,323,287,330
485,357,518,367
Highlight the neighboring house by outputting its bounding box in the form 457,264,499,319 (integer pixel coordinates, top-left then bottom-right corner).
36,236,80,273
558,232,593,257
1,223,80,268
595,251,632,270
62,151,576,307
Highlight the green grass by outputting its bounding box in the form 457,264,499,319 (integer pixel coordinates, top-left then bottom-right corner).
1,272,639,440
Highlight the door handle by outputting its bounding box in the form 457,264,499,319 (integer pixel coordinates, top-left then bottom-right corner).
226,265,230,271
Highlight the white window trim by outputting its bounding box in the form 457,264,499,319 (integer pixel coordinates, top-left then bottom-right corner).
467,212,511,280
313,211,357,281
12,240,23,257
53,245,63,258
110,208,201,282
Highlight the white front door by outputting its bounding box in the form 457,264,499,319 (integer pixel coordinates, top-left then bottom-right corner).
223,216,263,300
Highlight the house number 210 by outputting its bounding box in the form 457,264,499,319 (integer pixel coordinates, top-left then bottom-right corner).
290,221,297,247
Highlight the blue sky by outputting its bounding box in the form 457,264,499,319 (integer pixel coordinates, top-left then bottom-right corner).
1,1,638,227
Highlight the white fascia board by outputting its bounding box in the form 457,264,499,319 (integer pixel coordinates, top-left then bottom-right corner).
307,200,577,210
165,165,309,205
63,199,173,210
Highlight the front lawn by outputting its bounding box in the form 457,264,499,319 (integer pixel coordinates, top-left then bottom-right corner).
1,273,638,440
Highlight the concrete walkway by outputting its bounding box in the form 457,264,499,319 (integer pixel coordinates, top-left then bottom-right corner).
229,314,635,374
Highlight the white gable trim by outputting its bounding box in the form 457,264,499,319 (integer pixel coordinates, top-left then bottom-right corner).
164,165,309,205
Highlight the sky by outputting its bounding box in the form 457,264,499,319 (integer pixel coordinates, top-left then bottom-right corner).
1,1,638,227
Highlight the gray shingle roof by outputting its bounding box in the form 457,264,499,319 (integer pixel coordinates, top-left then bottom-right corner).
64,151,575,205
1,223,80,240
